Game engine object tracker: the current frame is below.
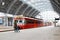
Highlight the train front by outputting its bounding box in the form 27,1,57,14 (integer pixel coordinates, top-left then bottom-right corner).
14,15,25,29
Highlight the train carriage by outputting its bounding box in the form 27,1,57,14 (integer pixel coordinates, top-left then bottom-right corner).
14,15,44,29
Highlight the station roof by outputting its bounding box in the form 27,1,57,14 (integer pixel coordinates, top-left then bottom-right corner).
0,0,60,18
50,0,60,15
0,0,40,18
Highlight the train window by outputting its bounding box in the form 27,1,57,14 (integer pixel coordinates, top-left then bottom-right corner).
36,21,42,24
17,19,25,24
38,21,41,23
19,20,22,23
17,20,23,24
26,19,34,24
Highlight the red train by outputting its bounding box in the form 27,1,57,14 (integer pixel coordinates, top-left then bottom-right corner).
14,15,44,29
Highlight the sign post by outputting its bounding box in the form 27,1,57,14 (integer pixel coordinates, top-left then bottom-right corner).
54,18,60,27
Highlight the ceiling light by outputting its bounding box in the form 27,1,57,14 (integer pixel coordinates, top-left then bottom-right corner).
2,2,5,5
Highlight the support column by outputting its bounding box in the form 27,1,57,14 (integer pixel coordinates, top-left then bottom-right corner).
4,14,8,27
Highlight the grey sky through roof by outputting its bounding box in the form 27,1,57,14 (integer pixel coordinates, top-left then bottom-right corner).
22,0,59,21
22,0,54,12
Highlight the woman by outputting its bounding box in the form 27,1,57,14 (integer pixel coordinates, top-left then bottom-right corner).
14,20,20,32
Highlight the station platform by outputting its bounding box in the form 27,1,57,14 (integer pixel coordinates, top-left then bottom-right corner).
0,25,13,32
0,26,60,40
0,25,54,32
0,25,59,32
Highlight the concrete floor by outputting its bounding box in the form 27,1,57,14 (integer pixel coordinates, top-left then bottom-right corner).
0,26,60,40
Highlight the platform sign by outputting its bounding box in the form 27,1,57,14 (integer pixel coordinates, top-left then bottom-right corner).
54,18,60,27
54,18,60,23
55,18,60,20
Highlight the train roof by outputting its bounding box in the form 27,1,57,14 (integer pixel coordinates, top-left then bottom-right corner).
14,15,43,21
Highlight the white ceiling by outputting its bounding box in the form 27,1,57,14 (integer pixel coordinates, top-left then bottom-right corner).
22,0,54,12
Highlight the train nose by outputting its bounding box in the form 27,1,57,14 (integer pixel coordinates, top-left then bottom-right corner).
17,23,25,26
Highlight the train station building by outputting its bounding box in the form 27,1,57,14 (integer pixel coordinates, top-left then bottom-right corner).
0,0,60,40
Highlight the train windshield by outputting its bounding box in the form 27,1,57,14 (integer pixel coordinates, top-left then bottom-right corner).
19,20,22,23
17,19,25,24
